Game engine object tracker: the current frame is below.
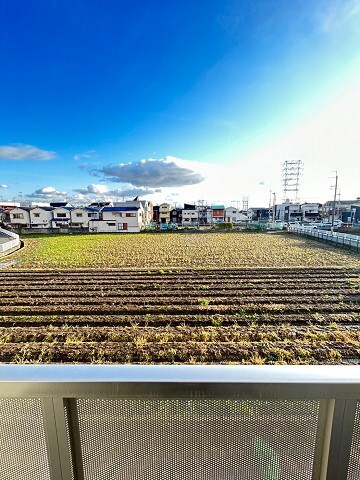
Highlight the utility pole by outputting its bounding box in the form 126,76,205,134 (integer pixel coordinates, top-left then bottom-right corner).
272,192,276,222
268,191,272,224
331,171,338,234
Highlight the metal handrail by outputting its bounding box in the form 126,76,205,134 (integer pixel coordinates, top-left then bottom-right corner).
0,365,360,480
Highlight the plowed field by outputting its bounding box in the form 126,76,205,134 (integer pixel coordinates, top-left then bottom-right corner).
1,268,360,364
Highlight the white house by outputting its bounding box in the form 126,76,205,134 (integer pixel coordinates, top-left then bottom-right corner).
275,203,302,222
301,203,322,223
29,207,53,228
182,206,199,226
89,206,144,233
51,207,73,228
70,207,92,228
114,198,150,226
9,207,32,228
225,207,248,224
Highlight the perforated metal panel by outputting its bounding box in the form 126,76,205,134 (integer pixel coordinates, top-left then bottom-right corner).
347,402,360,480
0,398,51,480
77,398,319,480
64,402,75,480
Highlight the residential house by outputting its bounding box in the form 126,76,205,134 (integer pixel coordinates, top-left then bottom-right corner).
29,207,53,228
182,204,199,226
70,207,92,229
301,203,322,223
170,207,182,225
225,207,248,224
0,202,20,226
159,203,171,224
51,207,73,229
89,206,144,233
323,200,359,222
342,203,360,224
9,207,32,228
128,197,153,226
275,203,302,222
211,205,225,223
247,207,272,221
114,197,152,227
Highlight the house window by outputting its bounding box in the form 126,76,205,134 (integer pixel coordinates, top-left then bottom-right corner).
114,213,123,217
118,223,128,230
76,213,83,218
107,222,116,226
126,213,136,217
57,213,66,218
33,213,40,218
13,213,24,219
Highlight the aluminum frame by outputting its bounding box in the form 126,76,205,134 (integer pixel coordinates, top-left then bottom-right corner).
0,365,360,480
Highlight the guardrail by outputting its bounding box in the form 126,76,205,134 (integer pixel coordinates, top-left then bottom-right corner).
0,227,20,254
1,365,360,480
289,226,360,252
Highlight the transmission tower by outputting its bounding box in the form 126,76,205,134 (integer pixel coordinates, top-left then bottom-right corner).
242,196,249,211
282,160,303,203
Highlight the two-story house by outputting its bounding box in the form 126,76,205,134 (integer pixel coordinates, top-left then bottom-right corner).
182,204,199,226
29,207,54,228
211,205,225,223
89,206,144,233
51,207,73,228
158,203,171,224
9,207,32,228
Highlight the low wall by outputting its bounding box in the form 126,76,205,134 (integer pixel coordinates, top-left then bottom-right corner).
0,227,20,254
289,226,360,252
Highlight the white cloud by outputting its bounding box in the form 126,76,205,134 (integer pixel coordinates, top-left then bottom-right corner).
73,184,110,195
0,144,55,161
0,184,8,188
29,186,67,198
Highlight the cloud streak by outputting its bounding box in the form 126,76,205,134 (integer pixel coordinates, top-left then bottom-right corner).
73,184,160,198
93,157,204,187
0,144,55,161
0,184,8,188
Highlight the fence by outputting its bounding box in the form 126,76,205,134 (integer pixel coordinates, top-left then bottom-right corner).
0,227,20,254
289,226,360,253
1,365,360,480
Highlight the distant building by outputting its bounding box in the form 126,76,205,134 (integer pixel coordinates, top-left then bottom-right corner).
9,207,32,228
51,207,73,229
211,205,225,223
225,207,248,224
29,206,53,228
182,204,199,226
323,200,359,222
275,203,302,222
170,207,182,225
301,203,322,223
158,203,171,224
89,206,144,233
248,207,271,221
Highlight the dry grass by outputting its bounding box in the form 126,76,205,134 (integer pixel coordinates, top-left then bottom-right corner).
6,231,360,269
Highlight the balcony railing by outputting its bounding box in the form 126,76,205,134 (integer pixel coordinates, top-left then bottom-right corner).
1,365,360,480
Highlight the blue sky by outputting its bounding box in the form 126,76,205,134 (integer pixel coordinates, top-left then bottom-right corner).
1,0,360,206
